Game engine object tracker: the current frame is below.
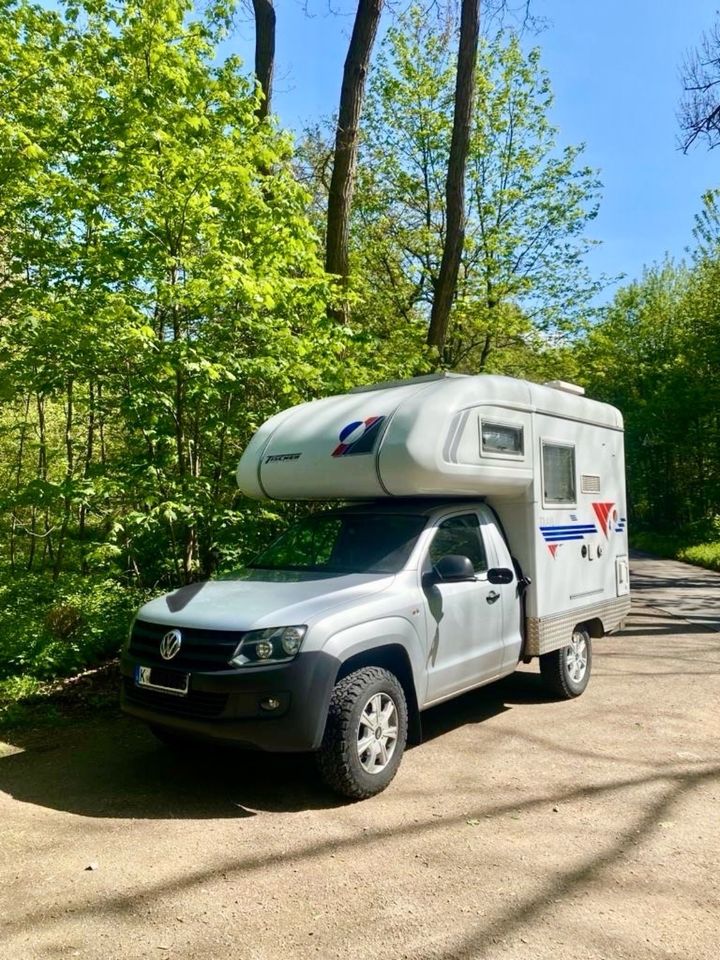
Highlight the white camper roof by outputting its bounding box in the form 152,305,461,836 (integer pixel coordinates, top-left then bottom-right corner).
237,374,623,501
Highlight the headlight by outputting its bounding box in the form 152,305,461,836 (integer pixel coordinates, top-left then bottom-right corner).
230,625,307,667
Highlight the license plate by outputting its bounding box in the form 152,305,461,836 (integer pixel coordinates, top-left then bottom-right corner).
135,665,189,696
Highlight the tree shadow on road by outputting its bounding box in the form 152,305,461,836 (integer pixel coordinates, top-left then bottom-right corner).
3,739,718,957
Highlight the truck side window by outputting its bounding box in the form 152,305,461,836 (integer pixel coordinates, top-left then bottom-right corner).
542,442,576,505
428,514,488,574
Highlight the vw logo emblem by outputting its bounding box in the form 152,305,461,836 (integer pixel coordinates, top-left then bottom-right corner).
160,629,182,661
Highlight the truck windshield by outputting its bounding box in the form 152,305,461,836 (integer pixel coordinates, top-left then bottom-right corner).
250,513,427,574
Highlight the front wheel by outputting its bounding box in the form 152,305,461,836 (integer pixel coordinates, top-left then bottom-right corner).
316,667,408,800
540,627,592,699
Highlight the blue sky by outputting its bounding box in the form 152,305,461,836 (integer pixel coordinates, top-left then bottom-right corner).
229,0,720,295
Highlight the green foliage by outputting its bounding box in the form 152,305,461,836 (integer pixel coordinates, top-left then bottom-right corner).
0,689,61,732
632,522,720,573
340,5,602,370
0,0,352,586
0,571,144,679
679,542,720,571
578,246,720,532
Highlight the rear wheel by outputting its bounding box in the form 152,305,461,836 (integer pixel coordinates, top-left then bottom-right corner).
540,627,592,699
316,667,408,800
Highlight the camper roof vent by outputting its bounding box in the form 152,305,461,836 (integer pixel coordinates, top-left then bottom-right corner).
543,380,585,397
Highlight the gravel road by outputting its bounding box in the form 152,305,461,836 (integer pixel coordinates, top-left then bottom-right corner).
1,554,719,960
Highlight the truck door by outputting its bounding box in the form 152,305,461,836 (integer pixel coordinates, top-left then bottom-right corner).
422,512,505,704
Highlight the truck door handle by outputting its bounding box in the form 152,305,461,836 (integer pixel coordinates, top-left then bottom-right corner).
486,590,500,604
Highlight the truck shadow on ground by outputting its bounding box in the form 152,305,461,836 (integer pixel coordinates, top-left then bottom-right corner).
0,672,544,820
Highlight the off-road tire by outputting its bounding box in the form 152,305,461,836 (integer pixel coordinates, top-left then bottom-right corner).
316,667,408,800
540,627,592,699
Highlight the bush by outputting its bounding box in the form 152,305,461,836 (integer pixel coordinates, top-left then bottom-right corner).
677,542,720,572
631,530,720,572
0,572,145,680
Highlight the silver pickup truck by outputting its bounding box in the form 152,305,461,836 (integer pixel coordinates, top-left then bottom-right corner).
121,498,590,799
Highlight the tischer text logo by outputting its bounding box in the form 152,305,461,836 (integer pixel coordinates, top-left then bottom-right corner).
265,453,302,464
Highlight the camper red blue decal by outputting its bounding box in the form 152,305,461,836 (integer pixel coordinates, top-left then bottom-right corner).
332,416,386,457
592,502,626,536
541,502,627,556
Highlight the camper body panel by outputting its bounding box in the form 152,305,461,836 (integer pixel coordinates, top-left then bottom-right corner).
483,402,630,649
516,409,629,652
236,374,622,502
513,410,629,621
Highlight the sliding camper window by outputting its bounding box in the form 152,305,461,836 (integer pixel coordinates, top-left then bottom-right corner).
542,441,576,506
480,420,524,458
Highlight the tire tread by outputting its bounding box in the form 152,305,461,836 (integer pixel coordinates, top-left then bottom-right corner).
539,628,592,700
316,667,407,800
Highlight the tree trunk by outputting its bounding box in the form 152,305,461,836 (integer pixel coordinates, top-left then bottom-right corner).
54,378,75,579
426,0,480,357
325,0,384,316
252,0,276,120
79,381,96,574
9,392,31,572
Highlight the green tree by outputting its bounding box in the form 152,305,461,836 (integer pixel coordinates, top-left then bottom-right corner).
578,246,720,531
0,0,346,584
350,5,602,371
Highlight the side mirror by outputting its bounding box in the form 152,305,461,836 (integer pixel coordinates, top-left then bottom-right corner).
433,555,476,583
487,567,514,585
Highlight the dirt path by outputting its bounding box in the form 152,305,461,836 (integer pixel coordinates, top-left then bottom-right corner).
1,555,719,960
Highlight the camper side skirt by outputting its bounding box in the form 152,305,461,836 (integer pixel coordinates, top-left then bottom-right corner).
525,595,631,656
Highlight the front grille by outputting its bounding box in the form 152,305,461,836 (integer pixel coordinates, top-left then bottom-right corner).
123,678,228,718
129,620,243,671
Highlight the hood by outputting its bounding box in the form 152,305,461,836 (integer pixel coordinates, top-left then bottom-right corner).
135,569,395,632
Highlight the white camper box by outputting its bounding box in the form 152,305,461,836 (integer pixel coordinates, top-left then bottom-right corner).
237,373,631,656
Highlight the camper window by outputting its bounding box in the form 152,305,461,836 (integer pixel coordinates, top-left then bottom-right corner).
480,420,524,457
542,442,576,505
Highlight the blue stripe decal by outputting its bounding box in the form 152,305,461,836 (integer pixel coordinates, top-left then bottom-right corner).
540,523,597,530
540,526,597,533
539,519,600,544
542,534,585,542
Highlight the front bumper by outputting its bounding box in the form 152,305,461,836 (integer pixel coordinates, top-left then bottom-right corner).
120,650,339,752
